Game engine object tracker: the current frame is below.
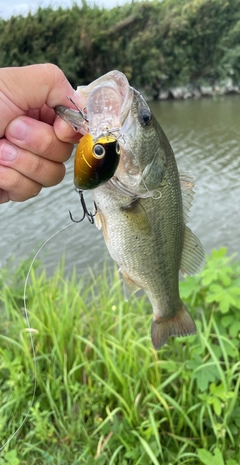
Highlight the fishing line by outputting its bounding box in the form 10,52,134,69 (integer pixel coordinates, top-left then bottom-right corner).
151,190,162,200
0,221,75,451
118,140,162,201
140,172,162,200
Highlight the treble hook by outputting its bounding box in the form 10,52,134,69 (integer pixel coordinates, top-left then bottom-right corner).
69,189,95,224
67,96,89,122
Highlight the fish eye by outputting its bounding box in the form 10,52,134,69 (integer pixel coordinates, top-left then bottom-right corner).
139,108,152,127
115,141,120,155
93,144,106,159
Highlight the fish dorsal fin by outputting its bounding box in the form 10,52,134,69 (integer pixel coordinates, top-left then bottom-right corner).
120,270,140,301
180,173,195,223
180,225,205,276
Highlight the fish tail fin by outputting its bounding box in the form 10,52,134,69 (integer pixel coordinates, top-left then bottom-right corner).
151,301,196,350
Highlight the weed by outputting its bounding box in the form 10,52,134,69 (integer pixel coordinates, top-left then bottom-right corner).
0,248,239,464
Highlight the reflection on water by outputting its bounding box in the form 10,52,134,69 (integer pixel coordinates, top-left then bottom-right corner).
0,96,239,276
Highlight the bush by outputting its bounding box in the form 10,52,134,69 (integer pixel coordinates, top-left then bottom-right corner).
0,0,240,93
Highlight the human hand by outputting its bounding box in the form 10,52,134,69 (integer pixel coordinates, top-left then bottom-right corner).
0,63,82,203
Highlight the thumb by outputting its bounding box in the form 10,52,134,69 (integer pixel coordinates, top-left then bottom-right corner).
0,64,83,135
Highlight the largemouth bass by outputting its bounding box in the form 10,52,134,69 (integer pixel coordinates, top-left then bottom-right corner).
55,70,205,349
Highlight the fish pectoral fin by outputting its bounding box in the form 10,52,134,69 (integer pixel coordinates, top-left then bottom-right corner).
121,270,140,301
95,210,109,243
120,199,151,235
180,225,205,276
151,302,196,350
95,211,102,230
179,173,195,222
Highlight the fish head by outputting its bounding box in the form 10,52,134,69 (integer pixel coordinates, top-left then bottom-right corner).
78,71,169,196
114,88,169,195
56,70,170,195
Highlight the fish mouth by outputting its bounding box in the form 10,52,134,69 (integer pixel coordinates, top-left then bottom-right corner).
55,71,133,139
77,70,134,140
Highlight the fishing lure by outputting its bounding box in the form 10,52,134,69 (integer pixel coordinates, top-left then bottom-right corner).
74,133,120,190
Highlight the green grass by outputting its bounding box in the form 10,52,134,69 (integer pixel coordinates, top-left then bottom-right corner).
0,248,240,465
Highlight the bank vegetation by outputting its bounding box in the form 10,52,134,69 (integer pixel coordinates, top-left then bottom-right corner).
0,248,240,463
0,0,240,98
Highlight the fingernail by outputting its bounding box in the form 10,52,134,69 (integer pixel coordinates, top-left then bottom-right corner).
8,119,28,141
0,143,18,161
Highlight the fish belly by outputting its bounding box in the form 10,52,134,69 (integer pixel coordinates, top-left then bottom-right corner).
93,181,196,349
93,185,182,310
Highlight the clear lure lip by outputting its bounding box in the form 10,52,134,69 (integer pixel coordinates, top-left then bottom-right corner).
54,103,89,134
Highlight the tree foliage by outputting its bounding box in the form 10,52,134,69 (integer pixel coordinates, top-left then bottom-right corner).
0,0,240,94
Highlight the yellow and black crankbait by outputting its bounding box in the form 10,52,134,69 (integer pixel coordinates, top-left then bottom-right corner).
55,102,121,223
74,133,120,190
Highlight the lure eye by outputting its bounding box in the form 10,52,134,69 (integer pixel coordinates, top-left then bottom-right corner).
139,108,152,127
93,144,106,159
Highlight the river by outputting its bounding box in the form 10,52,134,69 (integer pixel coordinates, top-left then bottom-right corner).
0,95,239,277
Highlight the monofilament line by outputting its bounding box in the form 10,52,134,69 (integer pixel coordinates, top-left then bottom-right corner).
0,221,75,451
